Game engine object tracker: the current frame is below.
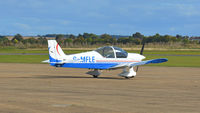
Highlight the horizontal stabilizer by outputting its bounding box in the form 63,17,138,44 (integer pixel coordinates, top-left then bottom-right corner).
42,59,64,64
42,59,50,63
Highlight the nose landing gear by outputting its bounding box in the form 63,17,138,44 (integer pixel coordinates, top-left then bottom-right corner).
118,67,136,79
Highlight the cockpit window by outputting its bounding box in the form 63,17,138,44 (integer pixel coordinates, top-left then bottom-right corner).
113,47,128,58
103,47,115,58
95,46,115,58
95,46,128,58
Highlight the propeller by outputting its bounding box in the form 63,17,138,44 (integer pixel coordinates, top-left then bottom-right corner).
136,40,145,72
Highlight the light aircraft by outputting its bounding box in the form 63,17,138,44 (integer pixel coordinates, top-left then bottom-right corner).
43,40,168,78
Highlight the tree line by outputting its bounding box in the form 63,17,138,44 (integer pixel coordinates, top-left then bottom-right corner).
0,32,199,48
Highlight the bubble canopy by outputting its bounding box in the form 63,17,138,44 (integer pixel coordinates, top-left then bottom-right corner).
95,46,128,58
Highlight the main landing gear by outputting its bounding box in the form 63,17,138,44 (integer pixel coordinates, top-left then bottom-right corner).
86,69,101,78
92,75,98,78
86,67,136,79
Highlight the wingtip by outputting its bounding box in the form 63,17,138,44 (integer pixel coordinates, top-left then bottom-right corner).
148,58,168,64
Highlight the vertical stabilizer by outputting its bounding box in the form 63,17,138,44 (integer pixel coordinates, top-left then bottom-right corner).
48,40,66,64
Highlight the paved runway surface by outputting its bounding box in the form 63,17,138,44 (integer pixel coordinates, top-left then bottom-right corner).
0,63,200,113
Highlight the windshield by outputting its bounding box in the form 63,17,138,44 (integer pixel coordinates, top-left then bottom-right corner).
113,47,128,58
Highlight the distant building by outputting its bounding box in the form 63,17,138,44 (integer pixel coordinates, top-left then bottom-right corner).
190,37,200,42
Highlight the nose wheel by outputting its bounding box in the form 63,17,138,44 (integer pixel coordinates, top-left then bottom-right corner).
125,76,134,79
119,67,136,78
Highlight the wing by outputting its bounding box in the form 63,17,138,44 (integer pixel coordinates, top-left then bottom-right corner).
112,58,168,68
129,58,168,67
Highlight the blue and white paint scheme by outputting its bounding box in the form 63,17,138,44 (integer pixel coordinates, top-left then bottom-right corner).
43,40,168,78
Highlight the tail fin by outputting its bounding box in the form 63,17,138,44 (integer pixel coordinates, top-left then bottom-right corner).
48,40,66,65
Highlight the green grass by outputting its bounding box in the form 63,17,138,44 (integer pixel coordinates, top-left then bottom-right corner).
0,48,200,67
0,48,88,54
0,55,48,63
0,55,199,67
1,48,200,55
145,55,200,67
0,48,48,53
127,50,200,55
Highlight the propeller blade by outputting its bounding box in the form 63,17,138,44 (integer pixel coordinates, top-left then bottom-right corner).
136,66,139,72
137,40,145,72
140,43,145,55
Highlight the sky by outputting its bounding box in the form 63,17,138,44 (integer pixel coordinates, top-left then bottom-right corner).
0,0,200,36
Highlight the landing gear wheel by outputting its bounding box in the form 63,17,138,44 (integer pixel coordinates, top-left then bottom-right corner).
125,76,134,79
125,77,130,79
93,75,98,78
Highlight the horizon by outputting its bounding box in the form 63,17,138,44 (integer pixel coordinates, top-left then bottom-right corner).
1,33,200,37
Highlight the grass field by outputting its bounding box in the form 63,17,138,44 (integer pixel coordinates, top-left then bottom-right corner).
146,55,200,67
0,48,48,53
0,55,48,63
0,55,199,67
0,48,200,67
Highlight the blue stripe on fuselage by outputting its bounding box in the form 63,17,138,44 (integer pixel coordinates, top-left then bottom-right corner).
52,63,118,69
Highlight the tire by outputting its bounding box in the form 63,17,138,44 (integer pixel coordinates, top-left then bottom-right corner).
125,76,134,79
125,77,130,79
93,75,98,78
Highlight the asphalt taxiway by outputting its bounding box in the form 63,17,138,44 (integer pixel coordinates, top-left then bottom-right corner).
0,63,199,113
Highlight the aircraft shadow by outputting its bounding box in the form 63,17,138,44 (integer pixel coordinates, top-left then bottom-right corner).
21,75,126,80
